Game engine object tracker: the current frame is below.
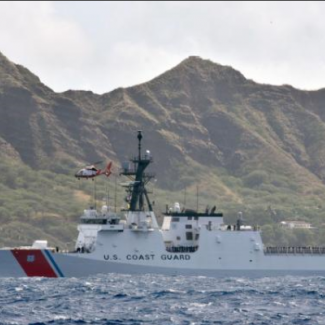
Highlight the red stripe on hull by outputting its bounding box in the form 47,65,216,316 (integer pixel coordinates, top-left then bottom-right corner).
11,249,57,277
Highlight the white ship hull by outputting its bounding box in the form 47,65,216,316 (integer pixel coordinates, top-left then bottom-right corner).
2,227,325,278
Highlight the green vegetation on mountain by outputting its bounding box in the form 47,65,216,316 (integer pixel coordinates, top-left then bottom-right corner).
1,52,325,247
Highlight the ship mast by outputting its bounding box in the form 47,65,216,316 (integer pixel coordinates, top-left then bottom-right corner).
120,131,155,212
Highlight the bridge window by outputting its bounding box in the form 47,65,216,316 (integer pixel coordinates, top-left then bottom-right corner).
186,225,192,229
186,232,193,240
82,219,107,225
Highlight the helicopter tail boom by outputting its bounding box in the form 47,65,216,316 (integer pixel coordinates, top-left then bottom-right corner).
101,161,112,177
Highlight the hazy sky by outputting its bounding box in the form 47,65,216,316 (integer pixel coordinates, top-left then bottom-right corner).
0,1,325,93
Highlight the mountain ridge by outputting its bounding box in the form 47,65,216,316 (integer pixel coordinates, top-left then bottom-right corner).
3,51,325,247
1,51,325,205
1,52,325,182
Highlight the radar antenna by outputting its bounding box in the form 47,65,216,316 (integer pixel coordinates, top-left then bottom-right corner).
120,131,155,212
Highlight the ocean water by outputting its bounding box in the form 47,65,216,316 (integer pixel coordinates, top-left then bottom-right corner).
1,275,325,325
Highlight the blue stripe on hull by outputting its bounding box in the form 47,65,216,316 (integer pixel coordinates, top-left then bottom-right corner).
44,250,64,277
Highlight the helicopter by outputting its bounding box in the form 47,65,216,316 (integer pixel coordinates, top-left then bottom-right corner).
75,161,112,180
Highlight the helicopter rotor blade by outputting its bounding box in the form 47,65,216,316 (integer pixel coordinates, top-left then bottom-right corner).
92,160,103,166
77,160,103,168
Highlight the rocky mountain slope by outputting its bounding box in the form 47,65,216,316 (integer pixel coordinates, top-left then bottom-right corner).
1,51,325,246
2,52,325,190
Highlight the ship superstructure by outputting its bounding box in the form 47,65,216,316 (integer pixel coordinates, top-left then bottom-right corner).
2,131,325,277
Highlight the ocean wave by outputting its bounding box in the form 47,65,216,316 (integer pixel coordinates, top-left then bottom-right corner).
0,275,325,324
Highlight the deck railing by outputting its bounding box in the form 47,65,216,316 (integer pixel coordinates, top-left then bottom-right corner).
265,246,325,255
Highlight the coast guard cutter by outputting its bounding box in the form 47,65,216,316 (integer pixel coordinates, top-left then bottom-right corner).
2,131,325,277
